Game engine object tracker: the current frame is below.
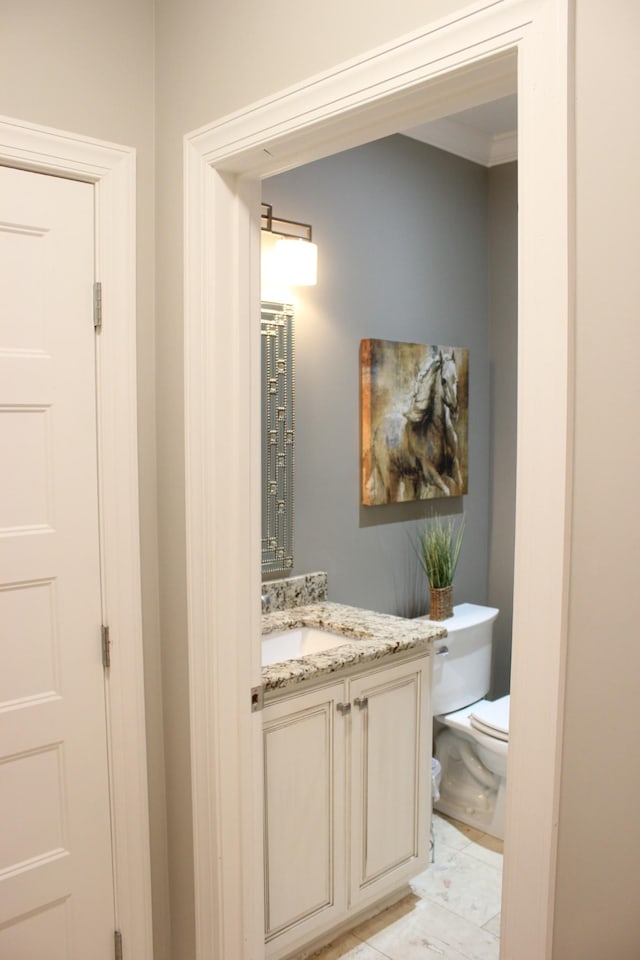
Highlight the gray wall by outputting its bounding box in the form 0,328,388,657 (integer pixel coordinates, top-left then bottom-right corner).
265,138,517,685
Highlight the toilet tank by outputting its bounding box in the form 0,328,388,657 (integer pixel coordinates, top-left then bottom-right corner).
429,603,499,716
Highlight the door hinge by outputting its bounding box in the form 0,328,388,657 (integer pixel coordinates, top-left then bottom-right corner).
251,685,264,712
114,929,123,960
102,624,111,669
93,281,103,329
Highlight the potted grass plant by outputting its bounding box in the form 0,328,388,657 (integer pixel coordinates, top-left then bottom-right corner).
416,514,465,620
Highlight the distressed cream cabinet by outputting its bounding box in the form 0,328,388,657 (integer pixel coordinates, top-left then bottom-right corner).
263,652,432,960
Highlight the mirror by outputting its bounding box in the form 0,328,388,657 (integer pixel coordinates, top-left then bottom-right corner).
261,301,295,573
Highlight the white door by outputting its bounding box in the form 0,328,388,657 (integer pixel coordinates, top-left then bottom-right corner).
0,166,115,958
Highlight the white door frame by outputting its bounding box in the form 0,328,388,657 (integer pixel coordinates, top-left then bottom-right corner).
0,115,153,959
184,2,574,958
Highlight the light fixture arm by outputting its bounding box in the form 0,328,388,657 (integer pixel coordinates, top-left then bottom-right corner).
261,202,313,242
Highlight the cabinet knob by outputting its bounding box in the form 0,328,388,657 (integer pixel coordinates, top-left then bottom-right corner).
336,702,351,716
353,696,368,709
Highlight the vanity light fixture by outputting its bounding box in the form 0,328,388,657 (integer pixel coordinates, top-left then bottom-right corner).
261,202,318,288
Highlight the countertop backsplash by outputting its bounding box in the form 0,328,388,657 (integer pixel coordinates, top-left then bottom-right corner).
261,571,328,613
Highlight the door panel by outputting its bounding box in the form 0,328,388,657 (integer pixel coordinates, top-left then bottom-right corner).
0,166,114,957
349,658,431,909
263,683,346,959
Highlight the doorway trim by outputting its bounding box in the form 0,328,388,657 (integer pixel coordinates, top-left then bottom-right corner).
0,115,153,958
184,2,574,958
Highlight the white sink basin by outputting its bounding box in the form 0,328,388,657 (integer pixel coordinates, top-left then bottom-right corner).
261,627,348,667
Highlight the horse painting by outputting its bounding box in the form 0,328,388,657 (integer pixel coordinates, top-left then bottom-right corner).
361,340,468,505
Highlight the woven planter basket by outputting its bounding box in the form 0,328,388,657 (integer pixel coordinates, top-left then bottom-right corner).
429,585,453,621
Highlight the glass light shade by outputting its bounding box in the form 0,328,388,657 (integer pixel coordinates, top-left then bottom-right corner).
273,237,318,286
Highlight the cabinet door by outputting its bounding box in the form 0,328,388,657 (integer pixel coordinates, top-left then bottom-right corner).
349,657,431,909
263,682,347,958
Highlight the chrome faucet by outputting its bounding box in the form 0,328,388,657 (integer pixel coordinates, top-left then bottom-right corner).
261,592,271,613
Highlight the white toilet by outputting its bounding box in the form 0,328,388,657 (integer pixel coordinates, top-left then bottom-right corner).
430,603,509,840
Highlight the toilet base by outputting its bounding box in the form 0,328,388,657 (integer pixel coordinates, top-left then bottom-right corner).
434,728,506,839
434,784,506,840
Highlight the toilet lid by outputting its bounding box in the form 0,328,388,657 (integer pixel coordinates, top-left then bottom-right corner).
470,695,510,742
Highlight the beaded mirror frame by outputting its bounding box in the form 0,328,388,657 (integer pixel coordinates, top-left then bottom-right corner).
261,301,295,572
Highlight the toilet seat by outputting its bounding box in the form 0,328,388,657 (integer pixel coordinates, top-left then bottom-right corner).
469,695,509,742
438,695,510,749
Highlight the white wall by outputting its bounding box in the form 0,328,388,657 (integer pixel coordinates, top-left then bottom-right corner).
154,3,480,955
157,1,640,954
0,4,171,958
5,2,639,957
553,3,640,956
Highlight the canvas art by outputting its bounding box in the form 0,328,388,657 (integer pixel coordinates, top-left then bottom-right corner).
361,339,469,505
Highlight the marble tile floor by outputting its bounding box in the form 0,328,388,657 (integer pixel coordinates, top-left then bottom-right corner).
299,814,503,960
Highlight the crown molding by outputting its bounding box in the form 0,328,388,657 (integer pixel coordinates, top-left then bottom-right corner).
405,117,517,165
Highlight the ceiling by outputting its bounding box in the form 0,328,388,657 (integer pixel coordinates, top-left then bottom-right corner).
404,94,517,167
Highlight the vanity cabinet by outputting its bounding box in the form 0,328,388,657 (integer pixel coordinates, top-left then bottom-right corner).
263,681,347,951
263,652,432,960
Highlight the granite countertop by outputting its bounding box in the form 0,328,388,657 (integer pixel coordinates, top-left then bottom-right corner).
261,600,447,694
